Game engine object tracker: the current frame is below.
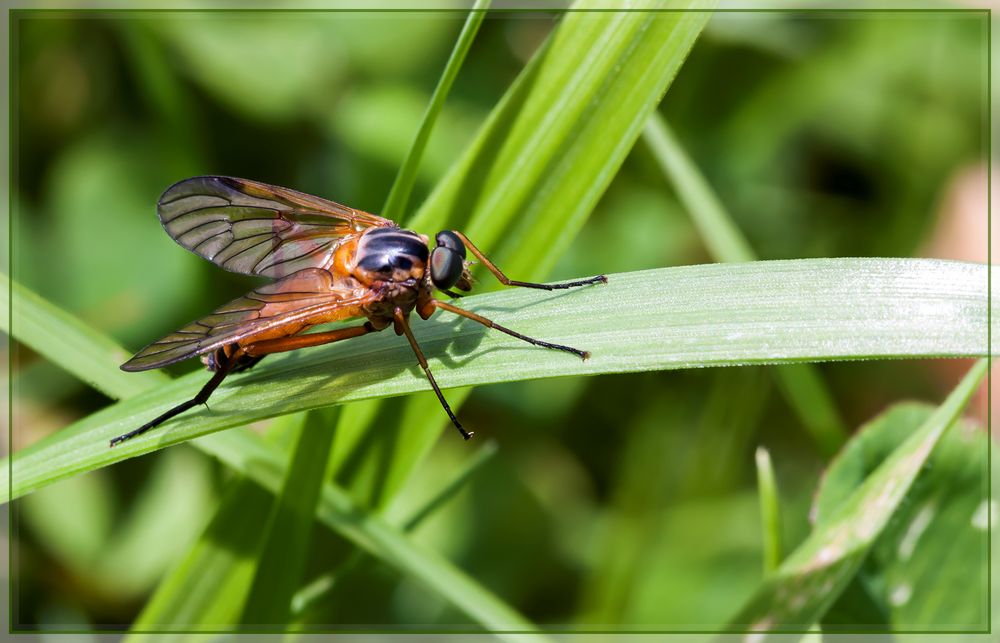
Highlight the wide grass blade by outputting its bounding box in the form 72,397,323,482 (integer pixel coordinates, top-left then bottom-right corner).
723,359,988,637
6,258,990,501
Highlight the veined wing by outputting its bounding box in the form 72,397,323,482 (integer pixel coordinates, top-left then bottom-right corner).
158,176,396,279
122,269,376,371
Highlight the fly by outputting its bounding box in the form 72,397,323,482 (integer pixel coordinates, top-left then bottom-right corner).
111,176,606,447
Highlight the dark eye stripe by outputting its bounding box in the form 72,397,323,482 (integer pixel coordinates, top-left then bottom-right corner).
361,229,429,262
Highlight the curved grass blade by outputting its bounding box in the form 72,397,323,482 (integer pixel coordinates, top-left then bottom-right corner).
722,359,988,638
6,258,991,502
644,113,848,454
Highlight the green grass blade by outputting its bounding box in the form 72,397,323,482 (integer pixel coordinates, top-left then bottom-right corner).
126,479,276,636
723,359,988,637
381,0,489,221
6,257,989,632
410,1,715,278
755,447,782,574
644,113,849,453
816,403,988,629
193,429,541,635
291,440,499,617
6,258,990,501
239,410,334,625
1,272,168,399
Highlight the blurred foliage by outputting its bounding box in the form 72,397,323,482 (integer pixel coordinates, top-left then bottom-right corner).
815,403,989,629
726,359,986,635
8,6,988,633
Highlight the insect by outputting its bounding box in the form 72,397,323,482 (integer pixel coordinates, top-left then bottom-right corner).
111,176,606,447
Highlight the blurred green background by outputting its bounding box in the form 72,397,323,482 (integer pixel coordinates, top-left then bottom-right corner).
9,8,989,631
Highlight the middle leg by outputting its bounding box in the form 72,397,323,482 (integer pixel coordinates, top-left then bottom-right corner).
238,322,377,358
427,299,589,360
394,308,473,440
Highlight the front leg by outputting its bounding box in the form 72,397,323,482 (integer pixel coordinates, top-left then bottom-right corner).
453,231,607,291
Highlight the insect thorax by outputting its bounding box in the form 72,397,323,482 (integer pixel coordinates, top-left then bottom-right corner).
352,227,429,285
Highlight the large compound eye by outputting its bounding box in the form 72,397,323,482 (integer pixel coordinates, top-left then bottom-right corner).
430,246,463,290
435,230,466,259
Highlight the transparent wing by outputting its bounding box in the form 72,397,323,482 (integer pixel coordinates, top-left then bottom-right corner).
157,176,396,279
122,269,376,371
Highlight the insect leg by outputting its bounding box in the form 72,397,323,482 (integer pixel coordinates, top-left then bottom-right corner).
453,231,607,291
240,322,376,357
110,323,377,448
230,354,265,373
109,363,234,447
430,299,589,360
394,308,473,441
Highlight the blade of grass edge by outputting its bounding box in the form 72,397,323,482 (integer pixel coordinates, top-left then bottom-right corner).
722,359,988,638
7,259,991,501
643,113,848,455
